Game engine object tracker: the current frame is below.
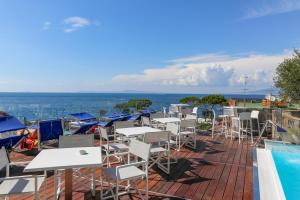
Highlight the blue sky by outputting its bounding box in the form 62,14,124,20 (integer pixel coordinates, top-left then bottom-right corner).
0,0,299,93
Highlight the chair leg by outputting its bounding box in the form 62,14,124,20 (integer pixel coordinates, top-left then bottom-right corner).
145,175,148,200
212,119,215,138
115,180,119,200
250,120,253,144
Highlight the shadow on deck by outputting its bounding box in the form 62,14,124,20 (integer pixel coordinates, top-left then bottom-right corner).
3,132,253,200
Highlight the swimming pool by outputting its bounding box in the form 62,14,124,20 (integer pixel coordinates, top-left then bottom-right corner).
255,140,300,200
266,141,300,200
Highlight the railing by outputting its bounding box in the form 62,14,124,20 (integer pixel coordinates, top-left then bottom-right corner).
272,109,300,144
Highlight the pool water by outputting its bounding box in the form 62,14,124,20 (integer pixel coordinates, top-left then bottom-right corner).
272,150,300,200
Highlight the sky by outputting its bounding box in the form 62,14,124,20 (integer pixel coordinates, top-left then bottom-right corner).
0,0,299,93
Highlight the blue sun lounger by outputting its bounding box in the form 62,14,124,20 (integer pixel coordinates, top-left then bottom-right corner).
98,113,130,127
69,112,97,122
72,121,98,134
36,119,64,149
0,116,27,148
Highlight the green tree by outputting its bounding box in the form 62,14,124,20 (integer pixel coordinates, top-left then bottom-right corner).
198,94,227,109
274,49,300,102
114,103,131,114
127,99,152,111
114,98,152,113
179,96,200,106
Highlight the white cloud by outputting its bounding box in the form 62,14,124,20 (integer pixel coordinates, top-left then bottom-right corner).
242,0,300,20
63,16,91,32
42,21,51,30
109,51,292,93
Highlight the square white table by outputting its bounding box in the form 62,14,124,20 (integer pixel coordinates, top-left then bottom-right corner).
116,126,161,137
24,147,102,200
152,117,181,124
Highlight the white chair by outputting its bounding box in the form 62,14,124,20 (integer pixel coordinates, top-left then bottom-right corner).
143,131,171,174
113,121,134,142
192,107,198,115
180,108,192,119
166,120,197,151
113,121,134,130
231,112,253,144
101,139,151,200
58,135,96,197
251,110,260,135
150,112,165,129
180,119,197,150
168,106,178,117
150,112,164,119
185,114,197,120
98,127,129,166
141,116,151,127
58,134,94,148
0,147,46,200
163,107,167,118
212,107,234,138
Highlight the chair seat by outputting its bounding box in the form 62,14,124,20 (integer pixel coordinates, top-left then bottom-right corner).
150,146,166,153
102,143,128,152
103,166,146,180
0,176,45,195
218,115,228,118
180,131,194,135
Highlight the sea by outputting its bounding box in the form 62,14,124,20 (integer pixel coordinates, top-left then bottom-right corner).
0,93,264,121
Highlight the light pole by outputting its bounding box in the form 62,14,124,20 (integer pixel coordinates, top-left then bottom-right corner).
243,75,249,108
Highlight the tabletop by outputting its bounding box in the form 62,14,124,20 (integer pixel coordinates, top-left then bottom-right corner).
116,126,161,137
152,117,181,124
24,147,102,172
170,104,190,107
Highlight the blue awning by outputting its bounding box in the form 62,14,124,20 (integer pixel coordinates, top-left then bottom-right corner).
0,116,26,133
69,112,97,121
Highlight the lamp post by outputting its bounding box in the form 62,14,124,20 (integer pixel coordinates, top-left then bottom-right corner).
243,75,249,108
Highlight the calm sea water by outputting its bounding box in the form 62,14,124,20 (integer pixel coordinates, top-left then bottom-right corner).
0,93,264,121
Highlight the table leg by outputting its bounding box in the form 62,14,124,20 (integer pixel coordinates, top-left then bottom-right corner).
65,169,73,200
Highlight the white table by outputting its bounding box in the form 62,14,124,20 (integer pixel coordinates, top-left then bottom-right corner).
116,126,161,137
170,103,189,107
24,147,102,200
153,117,181,124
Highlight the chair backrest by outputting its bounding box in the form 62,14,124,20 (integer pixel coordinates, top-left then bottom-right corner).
231,117,240,131
180,119,196,129
114,121,134,130
59,134,94,148
223,107,235,117
150,112,164,120
239,112,251,121
166,122,179,135
251,110,260,119
181,108,192,115
141,117,151,126
143,131,170,144
0,147,9,170
129,139,151,161
185,114,197,120
169,106,179,113
39,119,64,142
192,107,198,114
98,127,109,140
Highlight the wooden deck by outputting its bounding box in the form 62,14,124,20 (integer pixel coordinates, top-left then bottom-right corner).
4,132,253,200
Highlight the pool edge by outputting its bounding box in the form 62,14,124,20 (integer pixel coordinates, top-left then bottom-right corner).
253,148,260,200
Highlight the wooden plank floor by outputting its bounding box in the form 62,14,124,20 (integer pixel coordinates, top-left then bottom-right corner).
4,132,253,200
